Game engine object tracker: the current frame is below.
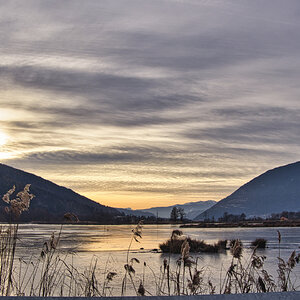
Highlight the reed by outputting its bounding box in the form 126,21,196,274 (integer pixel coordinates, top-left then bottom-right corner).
121,221,143,296
0,184,34,296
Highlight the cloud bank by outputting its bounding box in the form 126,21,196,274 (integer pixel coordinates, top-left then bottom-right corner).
1,0,300,208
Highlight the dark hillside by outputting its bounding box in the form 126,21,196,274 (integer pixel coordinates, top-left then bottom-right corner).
0,163,121,222
195,162,300,220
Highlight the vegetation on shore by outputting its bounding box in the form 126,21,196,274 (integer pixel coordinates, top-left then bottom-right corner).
181,220,300,228
159,230,227,253
251,238,267,249
159,234,269,254
189,211,300,228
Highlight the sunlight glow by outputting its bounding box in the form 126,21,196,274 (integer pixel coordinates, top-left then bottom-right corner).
0,153,13,160
0,131,12,160
0,131,8,147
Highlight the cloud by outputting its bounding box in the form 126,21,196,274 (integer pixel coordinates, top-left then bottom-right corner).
0,63,205,129
16,149,151,164
1,0,300,207
183,106,300,147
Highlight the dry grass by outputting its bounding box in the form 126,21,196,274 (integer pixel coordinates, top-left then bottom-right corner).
251,238,267,249
159,232,227,254
121,221,143,296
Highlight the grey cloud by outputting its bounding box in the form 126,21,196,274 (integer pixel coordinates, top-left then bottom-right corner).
183,105,300,146
1,121,70,132
6,140,288,170
107,185,233,195
18,150,150,164
61,179,236,195
1,0,300,202
0,65,155,95
127,167,265,180
1,100,195,128
187,123,299,143
213,106,295,119
9,144,188,165
0,64,203,123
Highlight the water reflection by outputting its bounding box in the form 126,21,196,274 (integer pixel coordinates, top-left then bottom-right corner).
13,223,300,253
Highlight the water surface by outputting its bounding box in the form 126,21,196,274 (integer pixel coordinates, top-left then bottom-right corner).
12,224,300,295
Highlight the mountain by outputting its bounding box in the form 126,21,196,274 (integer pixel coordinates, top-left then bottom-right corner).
139,200,216,219
116,208,155,218
0,163,121,222
195,162,300,221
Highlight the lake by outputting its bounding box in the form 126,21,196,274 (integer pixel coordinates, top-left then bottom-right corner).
12,224,300,295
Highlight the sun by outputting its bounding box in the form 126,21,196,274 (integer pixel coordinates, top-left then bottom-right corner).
0,131,8,147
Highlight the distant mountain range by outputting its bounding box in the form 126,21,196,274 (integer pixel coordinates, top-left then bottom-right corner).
116,208,155,218
195,161,300,220
0,163,121,222
137,200,216,219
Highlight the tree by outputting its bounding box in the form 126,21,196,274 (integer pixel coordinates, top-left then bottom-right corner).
240,213,246,221
178,207,185,221
170,207,179,222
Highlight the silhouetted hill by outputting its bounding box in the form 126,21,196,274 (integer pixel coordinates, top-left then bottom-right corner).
140,200,216,219
195,162,300,220
0,163,121,222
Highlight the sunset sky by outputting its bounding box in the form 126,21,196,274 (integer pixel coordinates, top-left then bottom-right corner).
1,0,300,209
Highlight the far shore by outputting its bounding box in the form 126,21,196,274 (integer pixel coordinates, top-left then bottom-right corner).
180,220,300,228
1,219,300,228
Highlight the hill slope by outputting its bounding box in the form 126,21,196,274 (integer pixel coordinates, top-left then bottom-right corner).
195,162,300,221
140,200,216,219
0,163,121,222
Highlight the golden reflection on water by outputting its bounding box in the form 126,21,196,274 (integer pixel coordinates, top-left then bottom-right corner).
74,224,171,252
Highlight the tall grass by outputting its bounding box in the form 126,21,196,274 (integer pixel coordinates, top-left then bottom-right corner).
151,233,300,295
0,184,34,296
121,221,143,296
0,224,18,296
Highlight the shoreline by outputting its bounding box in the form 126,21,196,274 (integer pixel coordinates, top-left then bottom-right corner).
181,220,300,228
1,220,300,228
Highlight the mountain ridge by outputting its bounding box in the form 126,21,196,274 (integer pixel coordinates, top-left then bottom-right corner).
139,200,216,219
0,163,121,222
116,207,155,218
195,161,300,220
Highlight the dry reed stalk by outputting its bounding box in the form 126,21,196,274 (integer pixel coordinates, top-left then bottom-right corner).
121,221,143,296
0,185,34,296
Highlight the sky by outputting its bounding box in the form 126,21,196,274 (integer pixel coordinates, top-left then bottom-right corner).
0,0,300,209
